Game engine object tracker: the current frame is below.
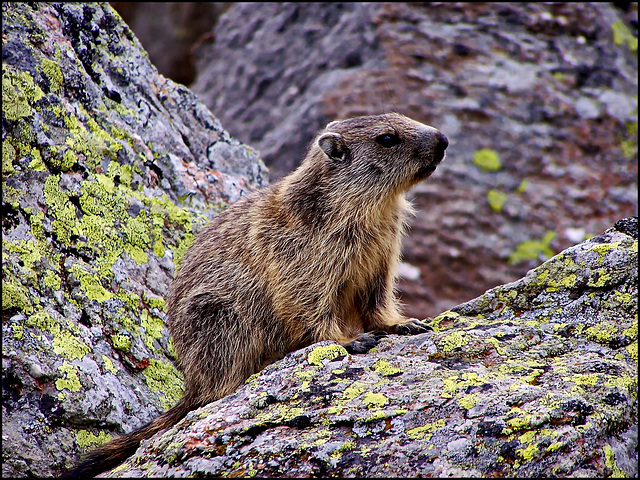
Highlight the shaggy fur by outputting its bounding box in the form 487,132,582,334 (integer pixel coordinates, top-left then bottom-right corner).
64,113,448,477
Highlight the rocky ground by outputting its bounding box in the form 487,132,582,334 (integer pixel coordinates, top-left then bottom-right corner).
107,217,638,478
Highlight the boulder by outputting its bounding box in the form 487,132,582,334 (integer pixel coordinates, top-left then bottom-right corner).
1,3,266,477
107,217,638,478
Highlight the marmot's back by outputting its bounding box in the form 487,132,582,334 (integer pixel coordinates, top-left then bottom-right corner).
168,112,448,405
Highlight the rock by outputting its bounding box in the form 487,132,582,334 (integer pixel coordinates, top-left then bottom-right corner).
109,2,225,86
106,217,638,478
190,2,638,318
1,3,266,477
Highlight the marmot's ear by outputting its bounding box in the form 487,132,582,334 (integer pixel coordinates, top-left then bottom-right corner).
318,133,350,163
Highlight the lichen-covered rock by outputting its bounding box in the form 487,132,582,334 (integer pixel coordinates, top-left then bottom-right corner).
107,218,637,478
1,3,267,477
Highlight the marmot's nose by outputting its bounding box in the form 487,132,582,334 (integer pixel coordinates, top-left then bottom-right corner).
434,131,448,160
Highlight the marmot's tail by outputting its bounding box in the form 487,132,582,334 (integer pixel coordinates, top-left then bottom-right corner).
61,395,196,478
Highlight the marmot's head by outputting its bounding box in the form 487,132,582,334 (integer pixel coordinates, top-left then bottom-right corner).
311,112,448,195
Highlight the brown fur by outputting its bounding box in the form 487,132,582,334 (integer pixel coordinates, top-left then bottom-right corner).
64,113,448,477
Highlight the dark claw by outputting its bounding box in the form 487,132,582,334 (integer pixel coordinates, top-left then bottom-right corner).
393,319,432,335
343,330,388,354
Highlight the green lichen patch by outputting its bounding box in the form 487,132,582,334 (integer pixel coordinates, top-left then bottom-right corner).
140,309,167,350
2,139,18,175
2,68,44,121
2,274,37,314
19,309,90,360
69,263,114,303
458,393,479,410
515,179,528,193
603,444,628,477
621,120,638,159
371,358,402,376
472,148,502,172
487,189,507,212
430,310,460,331
52,327,90,360
102,355,118,374
55,361,82,393
406,419,445,441
111,333,133,352
441,371,488,399
612,21,638,52
143,359,185,410
75,430,113,451
439,331,468,352
330,439,356,458
516,442,539,462
509,231,556,264
40,58,64,92
307,344,348,366
362,392,389,409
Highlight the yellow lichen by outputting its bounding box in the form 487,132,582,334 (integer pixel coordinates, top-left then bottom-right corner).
546,441,564,453
605,375,637,399
584,322,618,343
487,337,506,355
406,419,445,440
140,309,165,349
509,231,556,264
75,430,112,451
56,361,82,392
307,344,348,366
372,358,402,376
626,341,637,364
603,444,628,477
102,355,118,374
362,392,389,409
440,331,467,352
487,189,507,212
472,149,502,171
111,333,132,352
458,393,478,410
52,328,90,360
342,383,366,401
587,269,611,288
142,359,184,410
330,440,356,458
517,442,539,461
612,21,638,52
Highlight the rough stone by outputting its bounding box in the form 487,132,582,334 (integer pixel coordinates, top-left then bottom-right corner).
106,217,638,478
1,3,266,477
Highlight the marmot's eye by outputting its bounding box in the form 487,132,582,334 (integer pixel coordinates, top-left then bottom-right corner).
375,133,401,148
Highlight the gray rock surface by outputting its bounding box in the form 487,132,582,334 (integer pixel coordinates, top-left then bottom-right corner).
190,2,638,317
2,3,266,477
106,217,638,478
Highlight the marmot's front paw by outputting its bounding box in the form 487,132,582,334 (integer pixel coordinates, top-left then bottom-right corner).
343,330,388,354
392,318,432,335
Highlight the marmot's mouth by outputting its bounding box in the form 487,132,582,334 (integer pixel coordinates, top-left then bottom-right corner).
414,160,440,180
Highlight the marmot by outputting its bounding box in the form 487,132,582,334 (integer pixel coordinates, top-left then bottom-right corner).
65,112,448,477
